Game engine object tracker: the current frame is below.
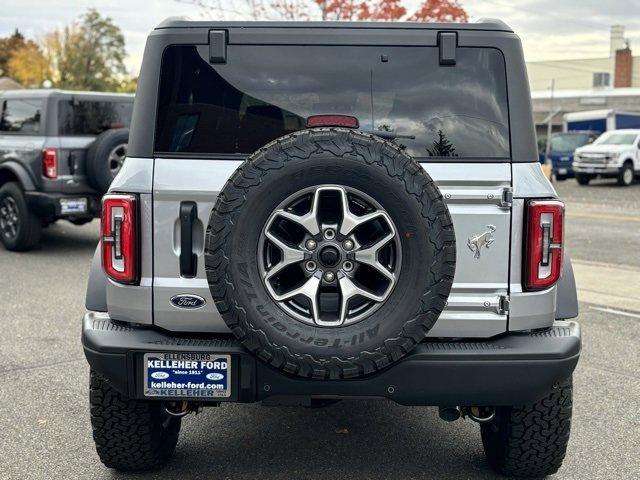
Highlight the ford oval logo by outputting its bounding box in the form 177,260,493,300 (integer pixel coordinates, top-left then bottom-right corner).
170,294,206,309
206,373,224,381
151,371,169,379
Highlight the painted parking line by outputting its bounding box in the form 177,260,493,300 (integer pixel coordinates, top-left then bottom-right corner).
588,306,640,319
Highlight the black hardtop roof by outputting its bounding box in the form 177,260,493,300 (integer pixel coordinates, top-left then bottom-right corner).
155,17,512,32
0,89,134,100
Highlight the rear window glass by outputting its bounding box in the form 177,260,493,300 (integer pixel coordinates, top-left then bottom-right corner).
58,100,132,135
0,99,42,134
156,45,510,159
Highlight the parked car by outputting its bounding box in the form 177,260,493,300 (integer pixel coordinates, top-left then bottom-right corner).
82,18,581,478
0,89,133,250
574,129,640,185
546,131,599,180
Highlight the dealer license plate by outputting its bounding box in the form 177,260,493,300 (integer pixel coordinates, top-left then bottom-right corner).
60,198,87,214
143,352,231,398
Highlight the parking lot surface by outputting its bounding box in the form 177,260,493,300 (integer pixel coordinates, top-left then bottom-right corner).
0,178,639,479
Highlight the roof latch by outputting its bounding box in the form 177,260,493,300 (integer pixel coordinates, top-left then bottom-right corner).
209,30,228,64
438,32,457,66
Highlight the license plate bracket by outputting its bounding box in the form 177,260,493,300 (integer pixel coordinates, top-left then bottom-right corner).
143,352,231,398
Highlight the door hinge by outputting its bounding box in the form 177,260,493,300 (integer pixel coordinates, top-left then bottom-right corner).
500,187,513,209
209,30,228,64
498,295,510,315
438,32,457,66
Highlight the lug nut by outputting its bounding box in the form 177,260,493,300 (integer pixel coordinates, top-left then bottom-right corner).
343,239,354,251
342,261,354,272
324,228,336,240
305,261,317,272
323,271,336,282
305,239,317,250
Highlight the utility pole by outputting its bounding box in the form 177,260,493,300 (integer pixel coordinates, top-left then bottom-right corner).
545,78,556,159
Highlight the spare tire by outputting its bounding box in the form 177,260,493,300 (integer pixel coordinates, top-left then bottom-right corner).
86,128,129,193
206,128,456,379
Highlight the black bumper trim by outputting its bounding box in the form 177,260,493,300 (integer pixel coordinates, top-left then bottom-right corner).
24,191,101,218
82,313,581,406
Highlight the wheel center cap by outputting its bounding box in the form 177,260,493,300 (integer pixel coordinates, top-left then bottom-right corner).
318,245,340,268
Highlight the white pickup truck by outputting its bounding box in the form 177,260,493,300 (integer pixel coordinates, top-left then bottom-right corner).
573,129,640,186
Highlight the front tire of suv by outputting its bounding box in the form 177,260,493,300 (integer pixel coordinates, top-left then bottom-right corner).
0,182,42,251
617,162,635,186
481,377,572,478
575,173,592,185
89,371,181,471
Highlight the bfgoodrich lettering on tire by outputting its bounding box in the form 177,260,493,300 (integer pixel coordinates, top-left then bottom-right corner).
206,128,456,379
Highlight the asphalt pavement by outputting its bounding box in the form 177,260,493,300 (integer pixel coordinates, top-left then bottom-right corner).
0,177,638,479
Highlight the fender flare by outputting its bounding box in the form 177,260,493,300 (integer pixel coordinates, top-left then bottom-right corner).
0,161,37,190
556,253,579,320
85,243,108,312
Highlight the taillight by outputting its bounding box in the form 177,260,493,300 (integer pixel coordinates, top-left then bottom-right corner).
306,115,359,129
102,194,138,284
42,148,58,179
524,200,564,291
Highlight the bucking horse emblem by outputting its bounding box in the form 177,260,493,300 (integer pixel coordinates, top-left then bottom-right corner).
467,225,496,259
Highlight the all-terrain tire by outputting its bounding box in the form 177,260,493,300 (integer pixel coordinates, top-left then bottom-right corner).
575,173,591,185
481,377,573,478
86,128,129,193
89,371,181,471
206,128,456,380
0,182,41,251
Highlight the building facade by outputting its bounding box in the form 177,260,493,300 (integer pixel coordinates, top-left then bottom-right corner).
527,25,640,136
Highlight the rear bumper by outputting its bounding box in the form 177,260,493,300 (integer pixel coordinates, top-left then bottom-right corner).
25,191,101,218
82,312,581,407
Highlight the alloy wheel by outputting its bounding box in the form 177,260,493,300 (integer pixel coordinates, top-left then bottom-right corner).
0,196,19,240
258,185,401,327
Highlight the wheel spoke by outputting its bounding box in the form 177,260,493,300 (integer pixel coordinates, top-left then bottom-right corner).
354,232,396,281
336,187,387,236
271,275,321,322
338,275,385,324
264,230,305,280
273,186,324,235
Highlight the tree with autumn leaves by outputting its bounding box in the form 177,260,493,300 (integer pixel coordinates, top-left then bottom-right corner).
0,9,134,92
181,0,468,22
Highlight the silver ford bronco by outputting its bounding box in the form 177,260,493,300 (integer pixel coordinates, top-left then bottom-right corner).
82,18,581,477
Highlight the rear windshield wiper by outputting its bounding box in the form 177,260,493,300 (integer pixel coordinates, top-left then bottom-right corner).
359,129,416,140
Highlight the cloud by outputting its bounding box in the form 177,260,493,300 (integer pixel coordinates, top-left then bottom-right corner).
1,0,639,72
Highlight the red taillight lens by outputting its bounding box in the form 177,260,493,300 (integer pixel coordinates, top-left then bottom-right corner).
42,148,58,179
306,115,359,129
525,200,564,291
102,194,138,284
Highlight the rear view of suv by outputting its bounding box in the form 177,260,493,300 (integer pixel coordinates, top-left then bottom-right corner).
0,90,133,250
83,19,581,477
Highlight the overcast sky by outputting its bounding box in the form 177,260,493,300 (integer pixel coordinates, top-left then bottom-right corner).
1,0,639,76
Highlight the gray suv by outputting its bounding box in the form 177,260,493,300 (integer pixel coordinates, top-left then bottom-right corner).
0,89,133,250
82,19,581,477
